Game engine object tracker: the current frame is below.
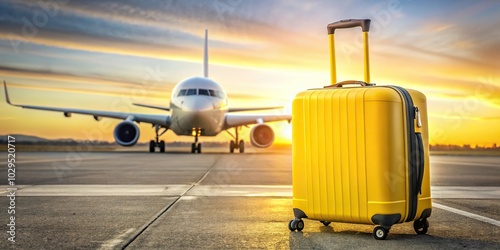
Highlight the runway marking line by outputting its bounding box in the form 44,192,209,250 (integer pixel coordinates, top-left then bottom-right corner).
429,160,499,168
12,157,109,164
431,186,500,199
4,185,500,199
432,202,500,227
98,228,135,250
119,156,220,249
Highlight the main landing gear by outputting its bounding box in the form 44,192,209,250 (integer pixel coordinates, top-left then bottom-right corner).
150,125,167,153
191,128,201,154
227,127,244,153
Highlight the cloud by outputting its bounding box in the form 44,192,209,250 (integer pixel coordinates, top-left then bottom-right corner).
0,116,15,121
0,65,137,86
0,66,172,100
0,0,331,72
479,116,500,121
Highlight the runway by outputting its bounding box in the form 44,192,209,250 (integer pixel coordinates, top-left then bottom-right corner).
1,149,499,249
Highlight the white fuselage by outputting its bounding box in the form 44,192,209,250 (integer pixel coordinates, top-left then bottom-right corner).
168,76,228,136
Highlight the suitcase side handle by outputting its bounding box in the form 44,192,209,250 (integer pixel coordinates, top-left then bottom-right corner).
327,19,371,34
415,132,425,195
324,80,374,88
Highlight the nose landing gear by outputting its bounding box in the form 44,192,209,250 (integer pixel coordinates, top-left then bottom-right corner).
191,128,202,153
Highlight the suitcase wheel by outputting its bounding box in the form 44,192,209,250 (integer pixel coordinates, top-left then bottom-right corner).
320,221,331,226
373,226,389,240
413,218,429,235
288,219,304,232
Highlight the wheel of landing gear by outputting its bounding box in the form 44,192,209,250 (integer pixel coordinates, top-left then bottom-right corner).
239,140,244,153
229,140,235,153
191,143,196,153
197,143,202,153
373,226,388,240
149,140,155,153
296,220,304,231
159,141,165,153
320,221,331,226
288,220,296,231
413,219,429,235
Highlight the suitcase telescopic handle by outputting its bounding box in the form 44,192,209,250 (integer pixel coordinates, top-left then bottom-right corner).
327,19,371,85
327,19,371,34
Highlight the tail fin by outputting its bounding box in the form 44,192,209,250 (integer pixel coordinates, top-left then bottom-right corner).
203,29,208,78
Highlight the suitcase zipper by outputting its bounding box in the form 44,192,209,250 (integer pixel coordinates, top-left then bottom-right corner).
387,86,419,222
415,107,422,128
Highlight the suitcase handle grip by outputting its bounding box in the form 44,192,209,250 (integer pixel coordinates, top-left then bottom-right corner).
324,80,372,88
327,19,371,34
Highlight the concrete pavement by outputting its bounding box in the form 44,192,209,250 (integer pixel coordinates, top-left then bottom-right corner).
0,149,499,249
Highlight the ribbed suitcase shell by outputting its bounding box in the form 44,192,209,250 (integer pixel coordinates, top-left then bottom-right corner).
291,86,432,225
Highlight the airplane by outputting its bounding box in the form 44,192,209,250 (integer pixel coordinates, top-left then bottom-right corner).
3,30,291,154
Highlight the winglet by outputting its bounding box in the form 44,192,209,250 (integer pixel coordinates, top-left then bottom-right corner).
3,80,13,106
203,29,208,78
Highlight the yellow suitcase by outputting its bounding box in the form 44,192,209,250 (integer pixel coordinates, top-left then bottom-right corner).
289,19,432,240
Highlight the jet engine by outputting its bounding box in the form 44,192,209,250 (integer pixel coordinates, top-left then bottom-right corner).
113,121,140,146
250,124,274,148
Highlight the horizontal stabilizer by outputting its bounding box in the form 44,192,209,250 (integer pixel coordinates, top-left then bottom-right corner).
228,106,284,113
224,113,291,129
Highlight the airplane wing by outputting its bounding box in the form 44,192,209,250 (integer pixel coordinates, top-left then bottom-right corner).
224,113,291,129
3,81,170,127
132,103,170,111
228,106,283,112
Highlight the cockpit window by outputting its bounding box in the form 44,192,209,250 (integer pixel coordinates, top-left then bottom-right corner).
177,89,187,96
176,88,224,98
186,89,197,96
208,89,218,97
198,89,209,96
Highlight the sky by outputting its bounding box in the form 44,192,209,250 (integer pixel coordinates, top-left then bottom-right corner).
0,0,499,146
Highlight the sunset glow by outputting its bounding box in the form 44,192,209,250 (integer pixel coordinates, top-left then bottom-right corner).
0,0,499,146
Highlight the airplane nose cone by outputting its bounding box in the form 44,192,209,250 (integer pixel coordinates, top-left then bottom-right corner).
180,97,215,128
182,98,213,112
